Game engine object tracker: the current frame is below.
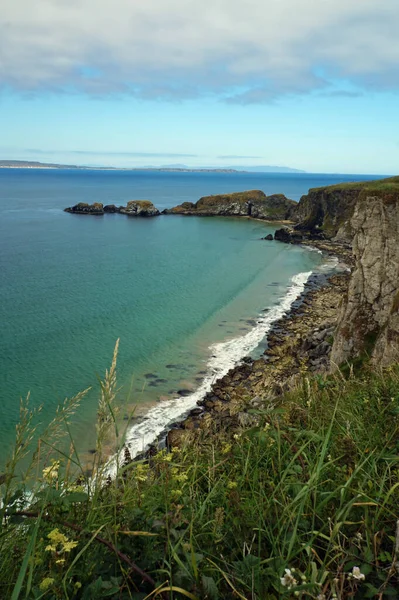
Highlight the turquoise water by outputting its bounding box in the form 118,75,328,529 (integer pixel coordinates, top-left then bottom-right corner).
0,169,381,465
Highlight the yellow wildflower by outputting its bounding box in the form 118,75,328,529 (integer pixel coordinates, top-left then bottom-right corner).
45,528,78,554
63,540,78,552
39,577,55,591
135,464,149,482
221,443,232,455
227,481,237,489
42,460,60,482
171,489,183,500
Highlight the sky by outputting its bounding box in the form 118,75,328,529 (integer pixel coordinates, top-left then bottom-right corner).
1,0,399,174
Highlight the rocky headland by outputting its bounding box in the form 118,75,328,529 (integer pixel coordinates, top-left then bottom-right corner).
64,200,160,217
163,176,399,447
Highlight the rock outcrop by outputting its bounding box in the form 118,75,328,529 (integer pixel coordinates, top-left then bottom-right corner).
120,200,160,217
103,204,119,213
274,176,399,368
164,190,296,221
331,187,399,367
65,200,160,216
64,202,105,215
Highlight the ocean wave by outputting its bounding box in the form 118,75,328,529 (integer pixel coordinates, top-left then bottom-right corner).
105,269,312,476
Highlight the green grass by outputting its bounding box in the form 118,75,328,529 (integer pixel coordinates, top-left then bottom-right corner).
1,345,399,599
309,176,399,195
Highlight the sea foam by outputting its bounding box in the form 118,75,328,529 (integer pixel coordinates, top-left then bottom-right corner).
106,270,312,476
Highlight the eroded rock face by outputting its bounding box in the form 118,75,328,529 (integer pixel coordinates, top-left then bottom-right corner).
120,200,160,217
293,186,361,241
164,190,296,221
64,202,104,215
331,191,399,366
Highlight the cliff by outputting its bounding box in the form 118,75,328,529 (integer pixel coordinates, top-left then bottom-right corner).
164,190,296,220
331,185,399,367
275,176,399,368
290,177,399,241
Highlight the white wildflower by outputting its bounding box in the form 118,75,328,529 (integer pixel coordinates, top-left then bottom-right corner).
350,566,365,581
317,594,326,600
280,568,298,589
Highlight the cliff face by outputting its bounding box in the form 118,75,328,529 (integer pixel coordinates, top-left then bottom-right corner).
164,190,296,221
277,177,399,367
293,185,363,242
331,188,399,367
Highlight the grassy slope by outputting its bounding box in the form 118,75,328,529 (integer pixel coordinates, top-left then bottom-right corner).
309,176,399,194
1,355,399,599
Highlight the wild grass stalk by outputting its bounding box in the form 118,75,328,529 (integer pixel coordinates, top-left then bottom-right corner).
0,349,398,599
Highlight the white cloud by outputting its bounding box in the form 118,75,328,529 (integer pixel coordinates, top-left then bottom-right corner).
1,0,398,101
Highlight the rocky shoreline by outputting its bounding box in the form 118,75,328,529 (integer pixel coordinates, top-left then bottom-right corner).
165,261,349,448
126,237,350,455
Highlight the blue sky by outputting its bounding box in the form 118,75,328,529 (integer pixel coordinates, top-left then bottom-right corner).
1,0,399,174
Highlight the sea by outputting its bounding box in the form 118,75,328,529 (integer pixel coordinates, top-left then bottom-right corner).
0,169,383,470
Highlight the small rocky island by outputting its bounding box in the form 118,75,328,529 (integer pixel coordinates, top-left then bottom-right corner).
163,189,296,220
64,200,160,217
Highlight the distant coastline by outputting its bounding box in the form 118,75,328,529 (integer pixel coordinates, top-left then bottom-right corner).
0,160,305,174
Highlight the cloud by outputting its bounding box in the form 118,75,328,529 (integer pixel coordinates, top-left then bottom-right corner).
23,149,198,158
218,155,263,159
1,0,398,102
319,90,364,98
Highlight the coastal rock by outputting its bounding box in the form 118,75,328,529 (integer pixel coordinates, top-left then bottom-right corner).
103,204,119,213
64,202,104,215
331,186,399,366
120,200,160,217
164,190,296,221
289,177,399,242
274,227,305,243
262,234,273,240
167,428,186,448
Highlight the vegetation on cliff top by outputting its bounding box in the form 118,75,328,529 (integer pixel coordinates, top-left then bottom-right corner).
1,343,399,600
309,176,399,195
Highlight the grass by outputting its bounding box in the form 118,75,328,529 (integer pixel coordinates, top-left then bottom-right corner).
1,344,399,599
309,176,399,195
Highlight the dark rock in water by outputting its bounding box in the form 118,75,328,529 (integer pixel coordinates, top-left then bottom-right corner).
64,202,104,215
198,370,207,375
88,448,97,454
104,204,119,213
120,200,160,217
177,389,192,396
241,356,253,364
262,234,274,240
144,373,158,379
190,408,203,416
155,378,168,383
274,227,304,243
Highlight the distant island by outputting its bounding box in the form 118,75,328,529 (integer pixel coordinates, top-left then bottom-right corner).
0,160,305,174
